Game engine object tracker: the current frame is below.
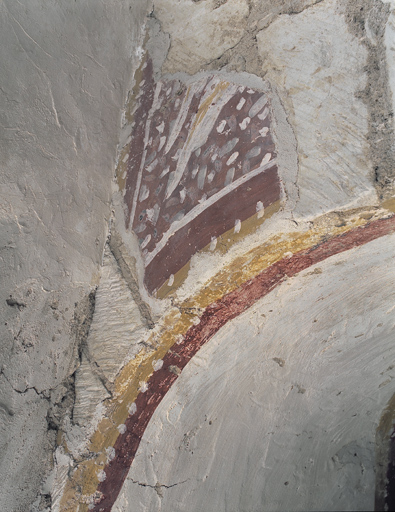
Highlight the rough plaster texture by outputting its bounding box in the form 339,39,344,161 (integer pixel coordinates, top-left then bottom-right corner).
85,246,147,384
153,0,250,75
114,233,395,512
0,1,149,510
73,245,147,427
1,0,395,510
257,0,377,217
386,1,395,135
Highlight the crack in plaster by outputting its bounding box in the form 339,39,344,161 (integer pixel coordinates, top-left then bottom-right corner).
128,478,188,498
0,370,50,399
204,0,327,74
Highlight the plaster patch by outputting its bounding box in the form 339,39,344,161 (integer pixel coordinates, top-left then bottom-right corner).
154,0,250,75
257,0,378,217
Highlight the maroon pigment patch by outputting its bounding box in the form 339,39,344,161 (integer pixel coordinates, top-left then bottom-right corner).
123,65,280,294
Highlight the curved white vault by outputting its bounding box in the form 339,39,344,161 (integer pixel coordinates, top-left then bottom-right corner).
114,233,395,512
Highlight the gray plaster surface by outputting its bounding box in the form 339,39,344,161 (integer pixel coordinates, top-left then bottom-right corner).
114,232,395,512
154,0,249,75
0,1,149,510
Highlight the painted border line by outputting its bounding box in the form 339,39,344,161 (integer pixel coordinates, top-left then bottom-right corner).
93,214,395,511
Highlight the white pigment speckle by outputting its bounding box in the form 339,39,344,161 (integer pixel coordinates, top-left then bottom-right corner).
117,424,127,435
210,236,217,251
256,201,264,218
139,381,149,393
141,234,151,249
153,359,164,371
105,447,116,462
239,117,251,130
217,120,227,133
236,97,246,110
97,470,106,482
226,152,239,165
156,121,165,133
259,127,269,137
159,166,170,178
128,402,137,415
258,107,269,121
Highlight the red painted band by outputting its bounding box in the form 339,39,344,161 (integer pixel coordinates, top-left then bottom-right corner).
93,215,395,511
144,165,280,293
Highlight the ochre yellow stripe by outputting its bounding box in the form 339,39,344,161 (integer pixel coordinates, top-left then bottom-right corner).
157,199,281,298
186,81,230,145
59,204,388,511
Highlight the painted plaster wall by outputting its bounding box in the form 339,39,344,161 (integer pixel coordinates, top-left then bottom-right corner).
115,233,395,512
2,0,395,511
81,1,395,510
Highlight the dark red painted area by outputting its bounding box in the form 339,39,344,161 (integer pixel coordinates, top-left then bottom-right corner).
130,85,275,253
144,164,280,293
124,58,155,229
123,72,278,294
93,215,395,511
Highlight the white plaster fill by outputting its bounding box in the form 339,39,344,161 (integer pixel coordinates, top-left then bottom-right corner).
257,0,377,217
385,1,395,134
154,0,249,75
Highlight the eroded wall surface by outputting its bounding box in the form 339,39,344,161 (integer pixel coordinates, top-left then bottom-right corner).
0,1,149,511
2,0,395,511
